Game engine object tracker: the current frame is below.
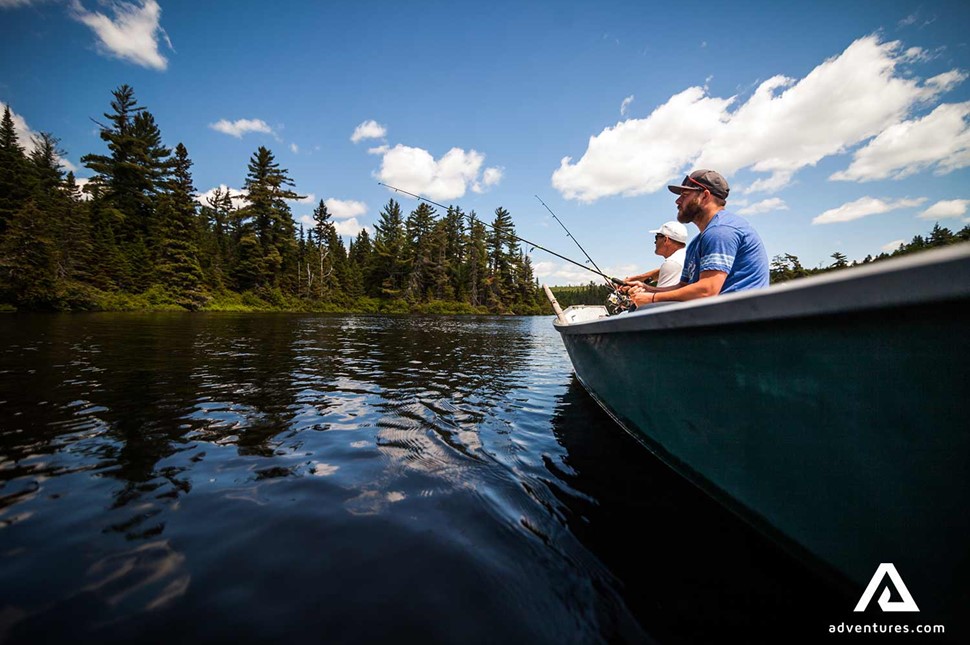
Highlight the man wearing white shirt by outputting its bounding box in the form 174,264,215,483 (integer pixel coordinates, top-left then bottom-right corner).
624,221,689,289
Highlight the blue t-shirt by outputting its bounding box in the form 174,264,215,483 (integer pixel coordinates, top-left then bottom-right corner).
681,210,769,293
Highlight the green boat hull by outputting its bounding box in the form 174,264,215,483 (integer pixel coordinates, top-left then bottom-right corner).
554,245,970,625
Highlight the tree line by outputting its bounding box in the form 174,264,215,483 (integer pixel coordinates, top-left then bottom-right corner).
768,223,969,283
0,85,547,314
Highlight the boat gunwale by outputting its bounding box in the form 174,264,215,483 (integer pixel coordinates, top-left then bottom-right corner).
554,243,970,335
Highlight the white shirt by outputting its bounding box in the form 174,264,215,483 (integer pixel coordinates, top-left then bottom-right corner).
657,247,686,288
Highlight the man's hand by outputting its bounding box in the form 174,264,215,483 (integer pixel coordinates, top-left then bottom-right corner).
619,280,645,294
628,283,656,305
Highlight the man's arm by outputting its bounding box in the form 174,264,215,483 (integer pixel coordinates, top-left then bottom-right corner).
620,268,660,292
629,270,727,304
624,268,660,284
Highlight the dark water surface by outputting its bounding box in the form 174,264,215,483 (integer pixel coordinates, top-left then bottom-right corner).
1,313,861,644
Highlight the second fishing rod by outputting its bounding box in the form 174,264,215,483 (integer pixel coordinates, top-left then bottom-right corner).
378,183,630,287
534,194,623,294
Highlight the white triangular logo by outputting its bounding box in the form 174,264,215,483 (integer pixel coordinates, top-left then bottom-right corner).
853,563,920,612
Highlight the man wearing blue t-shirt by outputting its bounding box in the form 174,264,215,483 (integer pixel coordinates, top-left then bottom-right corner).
629,169,768,306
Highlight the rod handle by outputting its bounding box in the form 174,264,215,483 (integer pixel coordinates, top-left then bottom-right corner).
542,284,568,325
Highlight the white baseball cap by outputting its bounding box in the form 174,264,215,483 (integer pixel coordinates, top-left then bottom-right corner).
649,221,688,244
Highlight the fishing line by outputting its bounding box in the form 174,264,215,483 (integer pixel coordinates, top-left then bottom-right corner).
534,194,620,293
377,182,629,287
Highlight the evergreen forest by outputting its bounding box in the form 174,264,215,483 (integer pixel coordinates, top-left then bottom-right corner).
2,85,967,314
0,85,547,314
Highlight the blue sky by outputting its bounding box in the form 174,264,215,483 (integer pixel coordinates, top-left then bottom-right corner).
2,0,969,285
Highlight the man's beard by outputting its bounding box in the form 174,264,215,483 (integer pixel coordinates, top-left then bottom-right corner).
677,198,702,224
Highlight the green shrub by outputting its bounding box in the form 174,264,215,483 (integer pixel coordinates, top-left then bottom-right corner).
378,299,410,315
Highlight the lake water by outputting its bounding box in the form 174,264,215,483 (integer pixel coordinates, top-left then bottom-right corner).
0,313,859,644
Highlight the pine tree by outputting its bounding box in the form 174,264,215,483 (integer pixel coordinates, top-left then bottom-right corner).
404,202,436,301
27,133,92,287
241,146,303,290
369,199,407,298
515,252,541,312
234,228,263,291
928,223,954,247
155,143,205,309
0,200,58,308
86,197,129,290
443,206,466,300
28,132,65,196
0,105,30,235
80,85,175,290
59,172,93,284
770,253,807,283
348,228,372,269
428,219,453,300
311,199,340,300
199,186,235,290
81,85,147,222
325,224,349,301
345,228,371,301
487,207,518,311
464,211,488,307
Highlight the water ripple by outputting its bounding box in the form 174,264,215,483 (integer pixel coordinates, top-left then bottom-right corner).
0,313,651,643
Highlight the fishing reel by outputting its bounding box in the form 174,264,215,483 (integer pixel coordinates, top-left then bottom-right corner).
606,291,636,316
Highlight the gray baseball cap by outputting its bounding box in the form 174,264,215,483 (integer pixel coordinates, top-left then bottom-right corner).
668,169,730,200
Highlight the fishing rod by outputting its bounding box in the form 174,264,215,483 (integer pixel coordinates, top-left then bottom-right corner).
377,182,629,287
534,194,618,293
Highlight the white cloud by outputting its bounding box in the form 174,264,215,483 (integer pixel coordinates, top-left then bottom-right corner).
334,217,365,237
3,101,39,150
743,171,793,194
620,95,634,116
898,14,919,28
918,199,970,220
196,184,249,207
481,167,503,187
882,239,905,252
296,213,367,239
73,176,93,200
831,101,970,181
209,118,274,138
58,156,78,173
812,196,927,225
737,198,789,215
901,46,930,63
373,144,500,202
534,260,638,287
926,70,967,93
552,35,964,202
1,101,77,172
290,143,299,154
472,166,503,193
697,36,945,180
0,0,45,7
286,193,316,206
69,0,171,71
351,120,387,143
533,261,598,286
552,87,732,202
325,198,367,220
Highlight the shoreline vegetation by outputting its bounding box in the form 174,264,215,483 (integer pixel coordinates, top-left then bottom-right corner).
0,85,547,315
2,85,967,315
